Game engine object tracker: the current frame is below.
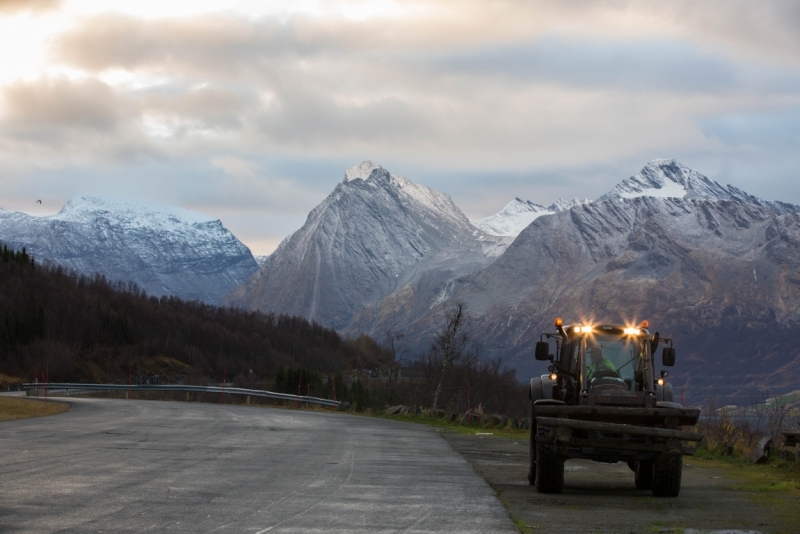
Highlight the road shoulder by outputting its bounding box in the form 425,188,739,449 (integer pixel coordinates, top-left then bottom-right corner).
441,431,782,533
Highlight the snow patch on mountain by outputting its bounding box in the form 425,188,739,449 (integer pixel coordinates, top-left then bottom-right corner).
344,161,383,183
598,159,761,205
473,197,592,237
55,195,214,226
0,195,257,304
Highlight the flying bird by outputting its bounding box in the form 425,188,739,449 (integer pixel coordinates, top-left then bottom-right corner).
36,200,41,204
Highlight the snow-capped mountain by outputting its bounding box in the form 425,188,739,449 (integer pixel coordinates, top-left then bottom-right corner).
473,197,591,237
225,162,506,332
0,196,258,304
598,159,798,214
404,159,800,401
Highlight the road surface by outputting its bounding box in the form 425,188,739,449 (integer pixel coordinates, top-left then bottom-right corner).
0,398,516,533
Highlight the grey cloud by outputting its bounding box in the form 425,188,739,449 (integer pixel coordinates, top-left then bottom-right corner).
146,86,251,132
2,77,130,131
52,13,320,76
431,39,743,94
49,1,800,79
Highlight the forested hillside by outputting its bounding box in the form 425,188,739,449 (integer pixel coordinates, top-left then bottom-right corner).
0,244,390,386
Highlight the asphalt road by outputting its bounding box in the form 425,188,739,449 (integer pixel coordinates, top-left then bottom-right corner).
0,398,517,533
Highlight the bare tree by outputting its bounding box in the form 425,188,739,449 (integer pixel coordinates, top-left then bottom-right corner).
383,328,406,397
430,302,479,410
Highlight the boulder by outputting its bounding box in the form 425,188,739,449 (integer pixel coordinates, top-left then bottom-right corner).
400,406,410,415
490,414,503,427
520,417,531,430
337,402,352,411
385,405,404,415
749,436,773,464
500,415,509,427
460,410,478,425
448,413,458,422
509,417,520,429
776,448,796,462
724,442,734,456
411,406,421,415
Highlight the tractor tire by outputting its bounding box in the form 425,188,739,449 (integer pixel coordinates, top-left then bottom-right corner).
651,454,683,497
634,460,653,490
527,403,536,485
535,426,564,493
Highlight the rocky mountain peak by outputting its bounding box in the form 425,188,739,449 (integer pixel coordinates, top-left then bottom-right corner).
225,162,508,331
598,159,751,204
343,161,383,183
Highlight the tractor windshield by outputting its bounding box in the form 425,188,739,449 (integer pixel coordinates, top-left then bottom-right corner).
584,333,644,390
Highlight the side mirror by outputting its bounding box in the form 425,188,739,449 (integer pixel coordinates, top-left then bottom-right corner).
535,341,551,361
662,347,676,367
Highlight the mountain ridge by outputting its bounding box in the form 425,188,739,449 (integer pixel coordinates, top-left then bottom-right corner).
0,195,258,304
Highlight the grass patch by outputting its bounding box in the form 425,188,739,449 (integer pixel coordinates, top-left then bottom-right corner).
374,412,529,439
687,448,800,530
0,396,69,422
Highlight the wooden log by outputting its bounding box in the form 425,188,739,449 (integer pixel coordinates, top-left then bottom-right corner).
536,416,704,441
535,435,696,455
533,405,700,425
783,432,799,447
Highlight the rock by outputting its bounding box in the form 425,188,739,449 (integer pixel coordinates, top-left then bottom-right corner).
724,442,734,456
385,405,404,415
749,436,773,464
399,406,410,415
411,406,421,415
337,402,352,411
509,417,519,429
490,415,503,427
776,448,796,462
460,411,478,425
500,415,508,427
433,409,445,419
520,417,530,430
448,413,458,422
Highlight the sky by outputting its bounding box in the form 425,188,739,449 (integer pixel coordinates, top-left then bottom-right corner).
0,1,798,255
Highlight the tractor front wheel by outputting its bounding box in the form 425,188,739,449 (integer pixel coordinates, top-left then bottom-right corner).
652,455,683,497
535,426,564,493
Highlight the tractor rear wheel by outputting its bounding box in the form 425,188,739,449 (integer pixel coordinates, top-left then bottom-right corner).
634,460,653,490
527,402,536,485
652,455,683,497
535,426,564,493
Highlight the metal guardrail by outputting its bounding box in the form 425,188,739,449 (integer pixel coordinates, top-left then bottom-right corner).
22,383,342,408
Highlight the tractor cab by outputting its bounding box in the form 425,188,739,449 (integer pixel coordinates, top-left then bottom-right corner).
534,319,676,408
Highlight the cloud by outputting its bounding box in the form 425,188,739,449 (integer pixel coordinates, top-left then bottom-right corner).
2,77,130,131
0,0,61,13
1,0,799,254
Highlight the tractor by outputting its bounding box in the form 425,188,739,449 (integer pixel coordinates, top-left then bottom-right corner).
528,319,703,497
